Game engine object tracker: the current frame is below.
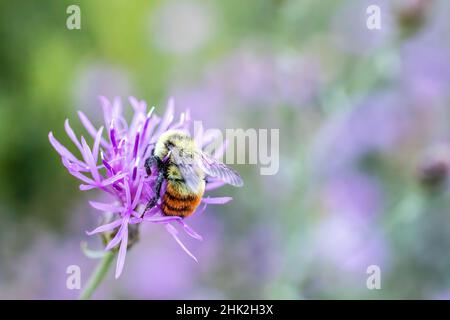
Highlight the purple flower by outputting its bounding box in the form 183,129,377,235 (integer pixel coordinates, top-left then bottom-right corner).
313,214,388,275
322,171,382,221
311,91,411,176
400,27,450,105
48,96,234,278
73,63,133,122
170,45,326,120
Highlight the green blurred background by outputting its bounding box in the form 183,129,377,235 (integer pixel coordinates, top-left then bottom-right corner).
2,0,450,299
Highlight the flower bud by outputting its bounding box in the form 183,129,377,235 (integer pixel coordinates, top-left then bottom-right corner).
418,144,450,189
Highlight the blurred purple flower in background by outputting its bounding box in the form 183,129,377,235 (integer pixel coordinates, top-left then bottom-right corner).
311,91,411,175
73,63,134,121
418,142,450,189
313,213,388,275
322,170,382,221
0,203,99,299
275,52,325,107
11,235,96,299
171,44,325,123
214,46,325,108
399,5,450,106
170,82,227,128
309,170,387,278
220,48,277,106
48,96,235,278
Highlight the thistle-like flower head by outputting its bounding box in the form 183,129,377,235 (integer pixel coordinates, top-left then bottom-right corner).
49,97,234,278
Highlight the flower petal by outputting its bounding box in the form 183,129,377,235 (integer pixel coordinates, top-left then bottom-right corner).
177,220,203,241
89,201,124,213
201,130,222,148
115,223,128,279
112,97,123,120
202,196,233,204
129,96,147,113
99,96,112,128
80,136,100,181
124,177,132,207
131,177,144,209
69,170,95,184
80,184,96,191
132,131,140,159
213,139,228,160
78,111,109,148
145,216,182,223
48,132,83,164
64,119,83,153
86,219,122,235
194,203,208,216
152,98,175,142
92,126,104,163
165,224,198,262
194,122,204,147
141,106,155,143
101,172,127,186
142,117,160,157
105,221,126,251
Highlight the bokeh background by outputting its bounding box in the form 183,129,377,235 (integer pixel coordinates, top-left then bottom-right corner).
1,0,450,299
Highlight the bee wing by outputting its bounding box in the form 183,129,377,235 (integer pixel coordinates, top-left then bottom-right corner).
198,152,244,187
171,148,204,192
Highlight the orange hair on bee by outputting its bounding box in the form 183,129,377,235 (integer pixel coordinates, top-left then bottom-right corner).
161,182,203,218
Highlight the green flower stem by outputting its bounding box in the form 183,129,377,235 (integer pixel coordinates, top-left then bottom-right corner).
79,250,116,300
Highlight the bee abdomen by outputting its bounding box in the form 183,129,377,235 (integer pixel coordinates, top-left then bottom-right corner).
164,190,197,201
161,183,202,218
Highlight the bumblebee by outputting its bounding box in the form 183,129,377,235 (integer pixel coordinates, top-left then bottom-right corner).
144,130,243,218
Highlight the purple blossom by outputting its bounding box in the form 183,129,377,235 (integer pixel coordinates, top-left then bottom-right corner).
400,27,450,105
48,96,234,278
170,45,325,121
322,171,382,221
312,214,388,275
311,91,411,176
73,63,133,122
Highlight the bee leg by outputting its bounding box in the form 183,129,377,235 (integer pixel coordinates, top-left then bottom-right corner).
145,155,157,176
144,198,158,213
144,157,153,176
144,169,165,213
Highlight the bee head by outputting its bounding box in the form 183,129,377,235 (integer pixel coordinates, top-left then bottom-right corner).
154,130,191,159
